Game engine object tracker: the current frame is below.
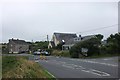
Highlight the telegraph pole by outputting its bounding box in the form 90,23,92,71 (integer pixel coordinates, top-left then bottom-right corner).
32,39,33,43
47,35,49,42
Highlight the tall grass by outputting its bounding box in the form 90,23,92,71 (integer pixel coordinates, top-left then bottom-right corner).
2,56,55,79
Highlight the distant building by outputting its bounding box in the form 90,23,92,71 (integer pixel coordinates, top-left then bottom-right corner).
8,38,30,53
48,32,77,49
48,32,96,50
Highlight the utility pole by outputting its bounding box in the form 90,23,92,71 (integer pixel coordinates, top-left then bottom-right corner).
32,39,33,43
47,35,49,42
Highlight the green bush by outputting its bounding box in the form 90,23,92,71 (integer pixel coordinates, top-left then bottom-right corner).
69,45,80,58
69,37,101,58
61,51,70,57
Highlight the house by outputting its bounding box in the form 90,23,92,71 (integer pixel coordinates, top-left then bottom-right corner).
48,32,96,50
62,35,96,50
8,38,30,53
48,41,55,49
48,32,77,48
62,37,82,50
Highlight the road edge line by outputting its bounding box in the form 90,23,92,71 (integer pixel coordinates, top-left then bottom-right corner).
44,69,56,78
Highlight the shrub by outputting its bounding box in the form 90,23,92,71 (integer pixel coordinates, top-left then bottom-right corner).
69,37,101,58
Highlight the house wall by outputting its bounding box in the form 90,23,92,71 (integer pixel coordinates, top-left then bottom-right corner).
8,40,29,53
48,42,52,49
53,34,60,46
8,40,16,53
16,44,29,52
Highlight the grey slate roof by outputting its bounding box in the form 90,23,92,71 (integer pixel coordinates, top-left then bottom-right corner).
54,32,77,43
63,35,96,46
82,35,96,41
64,38,77,45
9,39,29,45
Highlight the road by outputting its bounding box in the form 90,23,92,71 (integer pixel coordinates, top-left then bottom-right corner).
3,54,119,79
2,53,31,56
31,55,119,79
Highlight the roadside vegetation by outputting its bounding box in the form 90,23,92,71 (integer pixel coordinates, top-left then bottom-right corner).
2,56,55,79
51,50,70,57
29,41,49,52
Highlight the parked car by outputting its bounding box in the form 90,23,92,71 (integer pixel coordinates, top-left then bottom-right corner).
41,51,50,56
33,51,41,55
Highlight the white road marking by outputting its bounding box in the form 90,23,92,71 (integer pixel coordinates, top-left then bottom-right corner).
44,69,56,78
90,69,110,76
35,60,39,62
38,59,111,77
70,59,118,67
62,64,75,69
103,59,112,60
45,61,48,62
56,61,111,77
81,70,90,73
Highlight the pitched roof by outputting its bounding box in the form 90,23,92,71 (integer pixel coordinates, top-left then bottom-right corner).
64,38,75,45
54,32,77,43
63,35,95,46
82,35,96,41
9,39,29,45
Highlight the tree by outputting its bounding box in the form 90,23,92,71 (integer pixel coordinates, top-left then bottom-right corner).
69,44,81,58
70,37,101,58
80,38,101,56
106,33,120,54
29,41,49,52
95,34,104,41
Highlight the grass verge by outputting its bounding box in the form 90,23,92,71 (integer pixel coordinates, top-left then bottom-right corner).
2,56,55,79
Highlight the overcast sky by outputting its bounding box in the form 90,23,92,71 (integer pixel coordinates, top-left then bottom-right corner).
1,0,119,43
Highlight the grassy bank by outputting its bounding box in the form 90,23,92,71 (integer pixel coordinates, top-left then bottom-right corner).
2,56,55,79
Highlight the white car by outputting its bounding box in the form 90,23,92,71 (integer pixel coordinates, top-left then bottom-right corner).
41,51,50,56
33,51,41,55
